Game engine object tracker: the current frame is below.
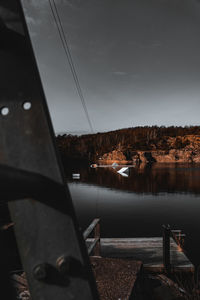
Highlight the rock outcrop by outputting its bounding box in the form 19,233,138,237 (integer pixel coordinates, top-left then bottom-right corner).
98,135,200,164
99,150,132,165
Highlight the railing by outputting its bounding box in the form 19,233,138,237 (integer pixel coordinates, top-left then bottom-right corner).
162,224,186,274
83,218,101,256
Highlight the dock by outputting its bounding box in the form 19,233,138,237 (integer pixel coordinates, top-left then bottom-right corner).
96,164,136,168
95,237,194,273
83,220,195,299
9,220,195,300
85,219,194,274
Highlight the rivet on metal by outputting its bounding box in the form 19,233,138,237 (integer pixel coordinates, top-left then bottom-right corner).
0,106,9,116
56,255,70,275
33,263,48,281
23,101,32,110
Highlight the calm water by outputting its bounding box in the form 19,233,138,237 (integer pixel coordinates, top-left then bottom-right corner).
65,163,200,266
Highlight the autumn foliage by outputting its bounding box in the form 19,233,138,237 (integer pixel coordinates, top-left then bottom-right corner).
56,126,200,162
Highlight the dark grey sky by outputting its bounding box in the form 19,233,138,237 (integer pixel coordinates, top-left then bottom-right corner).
21,0,200,133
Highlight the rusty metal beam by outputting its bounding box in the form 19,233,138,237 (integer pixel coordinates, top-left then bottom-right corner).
0,0,99,299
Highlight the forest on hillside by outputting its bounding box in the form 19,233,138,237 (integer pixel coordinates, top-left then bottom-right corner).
56,126,200,162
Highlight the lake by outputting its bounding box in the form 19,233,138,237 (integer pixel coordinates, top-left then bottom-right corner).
66,163,200,267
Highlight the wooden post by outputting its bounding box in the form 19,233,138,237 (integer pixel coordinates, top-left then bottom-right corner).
163,224,171,274
94,221,100,256
179,233,186,249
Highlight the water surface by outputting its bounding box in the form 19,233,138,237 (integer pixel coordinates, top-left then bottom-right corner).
66,163,200,266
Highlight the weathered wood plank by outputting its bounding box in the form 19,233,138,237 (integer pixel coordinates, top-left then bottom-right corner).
83,218,100,240
88,238,100,255
87,237,178,249
87,237,194,273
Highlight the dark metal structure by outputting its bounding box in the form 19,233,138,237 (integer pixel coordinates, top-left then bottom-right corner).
0,1,99,299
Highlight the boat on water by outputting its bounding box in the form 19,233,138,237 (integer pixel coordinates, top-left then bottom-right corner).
90,164,98,168
90,162,136,168
72,173,80,179
112,162,119,168
117,167,129,177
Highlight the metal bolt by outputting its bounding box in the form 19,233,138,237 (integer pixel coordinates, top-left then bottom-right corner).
56,255,70,275
33,263,48,281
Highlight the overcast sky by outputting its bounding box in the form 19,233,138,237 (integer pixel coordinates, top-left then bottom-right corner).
20,0,200,134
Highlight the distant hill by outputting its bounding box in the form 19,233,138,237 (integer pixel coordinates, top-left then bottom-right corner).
56,126,200,164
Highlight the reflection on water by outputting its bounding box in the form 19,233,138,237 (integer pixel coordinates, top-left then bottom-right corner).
66,163,200,194
65,163,200,266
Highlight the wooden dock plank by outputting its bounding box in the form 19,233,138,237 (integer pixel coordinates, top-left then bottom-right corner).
87,237,194,273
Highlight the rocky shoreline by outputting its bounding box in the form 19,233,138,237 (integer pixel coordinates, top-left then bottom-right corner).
98,135,200,165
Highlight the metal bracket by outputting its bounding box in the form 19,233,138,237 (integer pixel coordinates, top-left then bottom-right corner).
0,1,99,299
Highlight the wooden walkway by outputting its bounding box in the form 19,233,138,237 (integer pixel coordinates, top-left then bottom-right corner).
87,237,194,273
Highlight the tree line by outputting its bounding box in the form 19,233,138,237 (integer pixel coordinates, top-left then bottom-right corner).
56,126,200,162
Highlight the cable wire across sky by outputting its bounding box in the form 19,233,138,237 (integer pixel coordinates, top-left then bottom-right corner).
48,0,94,133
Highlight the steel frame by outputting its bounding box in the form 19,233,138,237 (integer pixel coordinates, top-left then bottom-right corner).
0,1,99,299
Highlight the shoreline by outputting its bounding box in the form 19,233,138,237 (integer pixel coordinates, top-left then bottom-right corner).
97,148,200,165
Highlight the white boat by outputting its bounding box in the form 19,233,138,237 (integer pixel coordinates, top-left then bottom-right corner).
72,173,80,179
90,164,98,168
117,167,129,177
